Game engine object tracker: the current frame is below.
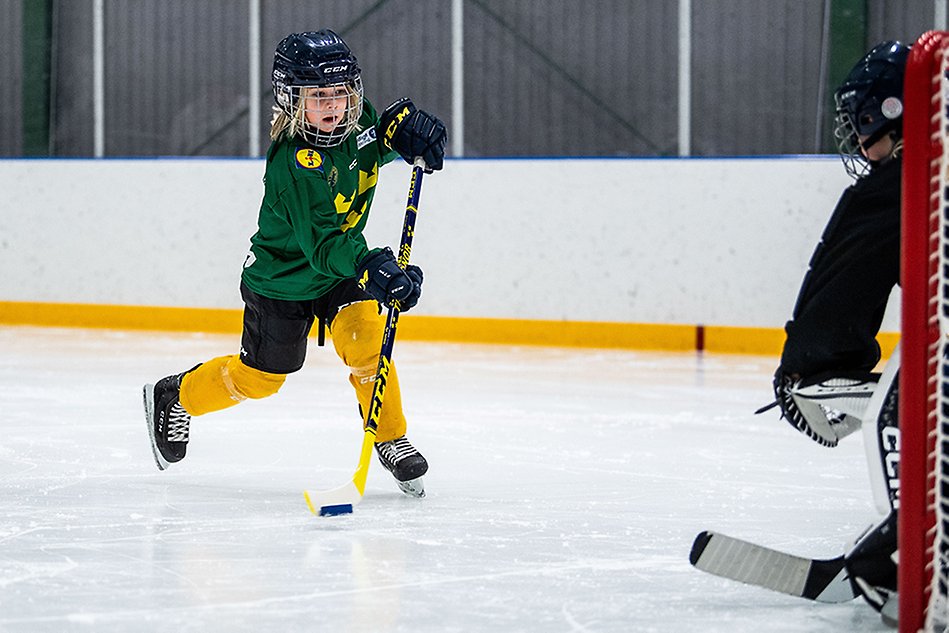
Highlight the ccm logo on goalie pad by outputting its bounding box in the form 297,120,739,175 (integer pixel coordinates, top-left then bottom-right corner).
874,382,901,509
880,426,900,508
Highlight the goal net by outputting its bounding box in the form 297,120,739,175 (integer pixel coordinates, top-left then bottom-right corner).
901,30,949,633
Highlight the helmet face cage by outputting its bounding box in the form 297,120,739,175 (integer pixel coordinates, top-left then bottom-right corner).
279,77,363,147
833,98,870,180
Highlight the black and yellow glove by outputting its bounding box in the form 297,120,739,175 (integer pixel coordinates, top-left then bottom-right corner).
378,97,447,172
356,247,423,311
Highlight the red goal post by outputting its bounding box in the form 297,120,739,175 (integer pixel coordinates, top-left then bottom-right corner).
901,30,949,633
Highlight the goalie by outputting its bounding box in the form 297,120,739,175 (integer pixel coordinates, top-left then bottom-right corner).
765,40,909,623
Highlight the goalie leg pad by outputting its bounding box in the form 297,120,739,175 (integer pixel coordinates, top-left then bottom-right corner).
862,345,901,514
330,301,407,442
180,355,286,416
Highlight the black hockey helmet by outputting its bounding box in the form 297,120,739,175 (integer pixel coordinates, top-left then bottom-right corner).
833,40,910,179
271,30,363,147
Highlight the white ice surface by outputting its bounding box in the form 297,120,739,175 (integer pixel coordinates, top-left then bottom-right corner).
0,326,891,632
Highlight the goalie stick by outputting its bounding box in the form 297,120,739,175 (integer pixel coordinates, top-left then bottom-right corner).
689,531,857,603
303,161,426,517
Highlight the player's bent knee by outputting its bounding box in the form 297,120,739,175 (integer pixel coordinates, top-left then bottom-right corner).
226,356,286,399
331,301,384,369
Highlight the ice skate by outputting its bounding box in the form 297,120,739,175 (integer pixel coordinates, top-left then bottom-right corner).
375,435,428,498
143,372,192,471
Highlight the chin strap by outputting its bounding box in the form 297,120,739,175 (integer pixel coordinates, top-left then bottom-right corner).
860,121,901,157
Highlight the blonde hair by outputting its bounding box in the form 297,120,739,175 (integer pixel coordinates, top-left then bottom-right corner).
269,106,300,142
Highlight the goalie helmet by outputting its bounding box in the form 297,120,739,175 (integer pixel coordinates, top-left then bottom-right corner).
833,40,910,179
271,30,363,147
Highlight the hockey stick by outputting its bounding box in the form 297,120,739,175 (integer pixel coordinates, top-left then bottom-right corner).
304,161,425,517
689,531,857,603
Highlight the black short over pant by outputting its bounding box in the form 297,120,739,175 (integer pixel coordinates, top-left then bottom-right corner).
239,278,374,374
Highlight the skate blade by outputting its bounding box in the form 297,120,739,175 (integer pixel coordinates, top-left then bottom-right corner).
397,476,425,498
142,384,169,471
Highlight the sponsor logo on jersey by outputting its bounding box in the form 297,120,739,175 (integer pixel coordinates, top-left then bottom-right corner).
295,148,323,170
328,166,339,189
356,127,376,149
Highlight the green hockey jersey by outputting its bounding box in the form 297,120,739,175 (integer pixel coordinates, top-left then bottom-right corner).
241,100,399,300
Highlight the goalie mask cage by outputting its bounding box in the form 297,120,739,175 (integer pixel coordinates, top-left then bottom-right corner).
902,30,949,633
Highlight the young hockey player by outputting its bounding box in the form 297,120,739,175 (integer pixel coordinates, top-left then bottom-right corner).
142,29,447,497
766,40,909,624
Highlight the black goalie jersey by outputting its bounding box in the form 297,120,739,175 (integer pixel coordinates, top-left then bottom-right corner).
779,157,902,378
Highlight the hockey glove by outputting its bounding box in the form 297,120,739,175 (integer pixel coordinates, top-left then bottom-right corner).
356,247,423,312
379,97,447,172
764,370,876,448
